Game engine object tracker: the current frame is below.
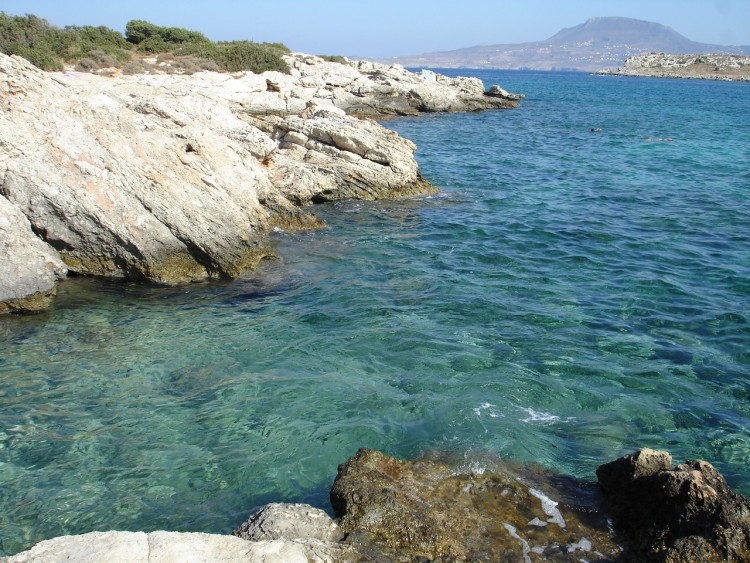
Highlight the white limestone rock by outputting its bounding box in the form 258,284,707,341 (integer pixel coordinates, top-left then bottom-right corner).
0,50,519,312
233,503,344,543
0,194,67,313
4,530,357,562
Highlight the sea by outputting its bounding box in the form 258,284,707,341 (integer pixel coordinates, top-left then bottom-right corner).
1,70,749,555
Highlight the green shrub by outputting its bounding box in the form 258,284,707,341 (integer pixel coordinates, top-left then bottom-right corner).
75,57,96,72
125,19,210,53
66,25,132,63
122,58,148,75
0,13,132,69
319,55,348,64
262,42,291,55
213,41,289,73
0,13,70,67
124,20,160,44
14,45,64,70
1,13,291,75
178,40,289,73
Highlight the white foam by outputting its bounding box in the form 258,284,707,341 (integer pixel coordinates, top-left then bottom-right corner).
529,488,566,528
468,463,486,475
519,407,574,425
503,523,531,563
520,407,560,424
473,402,493,417
473,402,503,419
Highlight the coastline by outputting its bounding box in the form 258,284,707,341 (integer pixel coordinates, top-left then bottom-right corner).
0,52,520,314
5,448,749,561
600,52,750,81
3,46,748,563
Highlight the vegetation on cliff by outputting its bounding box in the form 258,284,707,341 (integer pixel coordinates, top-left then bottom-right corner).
0,12,290,74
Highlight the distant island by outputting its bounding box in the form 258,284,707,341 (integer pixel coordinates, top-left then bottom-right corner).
378,16,750,72
604,53,750,81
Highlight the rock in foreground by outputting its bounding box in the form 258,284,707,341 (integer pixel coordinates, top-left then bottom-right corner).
2,530,351,563
598,448,750,562
330,448,621,561
6,448,749,561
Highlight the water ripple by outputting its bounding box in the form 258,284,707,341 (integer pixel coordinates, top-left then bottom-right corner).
1,72,749,555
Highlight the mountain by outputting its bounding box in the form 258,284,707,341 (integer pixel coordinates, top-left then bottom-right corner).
381,17,750,71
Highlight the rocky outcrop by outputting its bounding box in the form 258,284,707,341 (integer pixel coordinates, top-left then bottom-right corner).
597,448,750,562
0,194,67,313
0,52,520,313
607,53,750,81
2,530,355,563
233,503,344,543
330,448,621,561
267,56,520,117
6,448,750,561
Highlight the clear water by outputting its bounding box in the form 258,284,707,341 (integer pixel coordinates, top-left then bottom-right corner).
1,71,749,555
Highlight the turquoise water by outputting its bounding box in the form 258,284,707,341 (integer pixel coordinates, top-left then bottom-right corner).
1,71,749,555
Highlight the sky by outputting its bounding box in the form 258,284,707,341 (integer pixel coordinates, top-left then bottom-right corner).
2,0,749,58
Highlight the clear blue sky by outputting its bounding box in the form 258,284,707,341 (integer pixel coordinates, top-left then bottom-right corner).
2,0,749,57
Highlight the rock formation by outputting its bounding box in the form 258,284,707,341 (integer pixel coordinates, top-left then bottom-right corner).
0,52,520,314
597,448,750,562
6,448,749,561
607,53,750,81
2,530,354,563
0,195,67,313
330,448,621,561
233,503,344,544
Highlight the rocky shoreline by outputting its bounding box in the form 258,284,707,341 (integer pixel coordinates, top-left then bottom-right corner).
602,52,750,81
0,52,520,314
4,448,749,562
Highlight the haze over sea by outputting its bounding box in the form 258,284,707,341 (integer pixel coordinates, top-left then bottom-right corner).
1,70,749,555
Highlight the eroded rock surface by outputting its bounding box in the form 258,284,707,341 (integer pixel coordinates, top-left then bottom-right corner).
0,195,67,313
597,448,750,562
1,52,519,313
330,448,621,561
2,530,355,563
233,502,344,543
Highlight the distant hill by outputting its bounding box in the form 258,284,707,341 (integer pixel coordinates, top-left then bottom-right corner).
380,17,750,71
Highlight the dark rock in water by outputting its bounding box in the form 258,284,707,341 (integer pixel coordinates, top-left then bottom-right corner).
8,447,749,561
330,448,621,561
597,448,750,562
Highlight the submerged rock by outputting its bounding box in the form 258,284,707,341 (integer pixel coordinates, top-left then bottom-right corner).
597,448,750,562
0,52,520,313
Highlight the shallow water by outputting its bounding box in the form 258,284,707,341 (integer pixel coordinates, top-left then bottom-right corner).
1,71,749,555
